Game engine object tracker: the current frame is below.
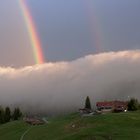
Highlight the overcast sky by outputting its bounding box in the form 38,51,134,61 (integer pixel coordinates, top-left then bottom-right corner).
0,0,140,66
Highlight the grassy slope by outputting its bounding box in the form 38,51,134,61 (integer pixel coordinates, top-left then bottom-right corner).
0,111,140,140
0,121,29,140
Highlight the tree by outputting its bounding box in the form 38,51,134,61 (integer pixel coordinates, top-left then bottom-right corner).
12,108,22,120
85,96,91,109
4,107,11,122
127,98,139,111
0,106,5,124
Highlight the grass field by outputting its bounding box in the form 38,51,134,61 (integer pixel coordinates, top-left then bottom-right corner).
0,111,140,140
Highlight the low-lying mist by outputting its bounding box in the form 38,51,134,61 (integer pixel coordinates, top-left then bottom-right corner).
0,50,140,115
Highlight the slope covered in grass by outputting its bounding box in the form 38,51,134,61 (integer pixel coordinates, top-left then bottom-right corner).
0,111,140,140
0,121,29,140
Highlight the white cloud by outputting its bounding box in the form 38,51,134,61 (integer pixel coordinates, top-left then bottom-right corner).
0,50,140,115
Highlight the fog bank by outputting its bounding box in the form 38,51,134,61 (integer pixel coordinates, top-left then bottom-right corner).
0,50,140,115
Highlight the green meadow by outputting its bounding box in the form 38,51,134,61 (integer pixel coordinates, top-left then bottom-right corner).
0,111,140,140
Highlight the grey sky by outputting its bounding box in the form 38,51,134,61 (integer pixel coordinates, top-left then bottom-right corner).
0,1,34,67
0,0,140,66
29,0,140,62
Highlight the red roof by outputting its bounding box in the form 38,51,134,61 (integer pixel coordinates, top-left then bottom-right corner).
96,101,127,107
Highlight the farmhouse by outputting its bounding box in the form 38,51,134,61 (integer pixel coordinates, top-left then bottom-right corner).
24,117,45,125
96,100,128,113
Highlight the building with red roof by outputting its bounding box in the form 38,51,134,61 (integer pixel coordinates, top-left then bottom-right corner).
96,101,128,112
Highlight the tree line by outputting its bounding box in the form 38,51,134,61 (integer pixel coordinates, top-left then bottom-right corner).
0,106,22,124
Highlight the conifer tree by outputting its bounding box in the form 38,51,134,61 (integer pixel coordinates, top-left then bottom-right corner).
0,106,5,124
128,98,139,111
4,107,11,122
85,96,91,109
12,108,22,120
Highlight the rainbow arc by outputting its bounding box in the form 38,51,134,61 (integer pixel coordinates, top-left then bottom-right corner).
19,0,44,64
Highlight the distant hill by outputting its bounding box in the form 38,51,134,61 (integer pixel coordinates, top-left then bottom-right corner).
0,111,140,140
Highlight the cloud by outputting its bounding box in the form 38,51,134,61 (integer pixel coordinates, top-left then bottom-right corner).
0,50,140,115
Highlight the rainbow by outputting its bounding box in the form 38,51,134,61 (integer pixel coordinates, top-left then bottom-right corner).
19,0,44,64
83,1,102,53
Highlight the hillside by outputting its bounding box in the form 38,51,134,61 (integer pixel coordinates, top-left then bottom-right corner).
0,111,140,140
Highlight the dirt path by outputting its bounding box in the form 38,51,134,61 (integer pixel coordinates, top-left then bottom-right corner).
20,127,32,140
42,118,49,124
